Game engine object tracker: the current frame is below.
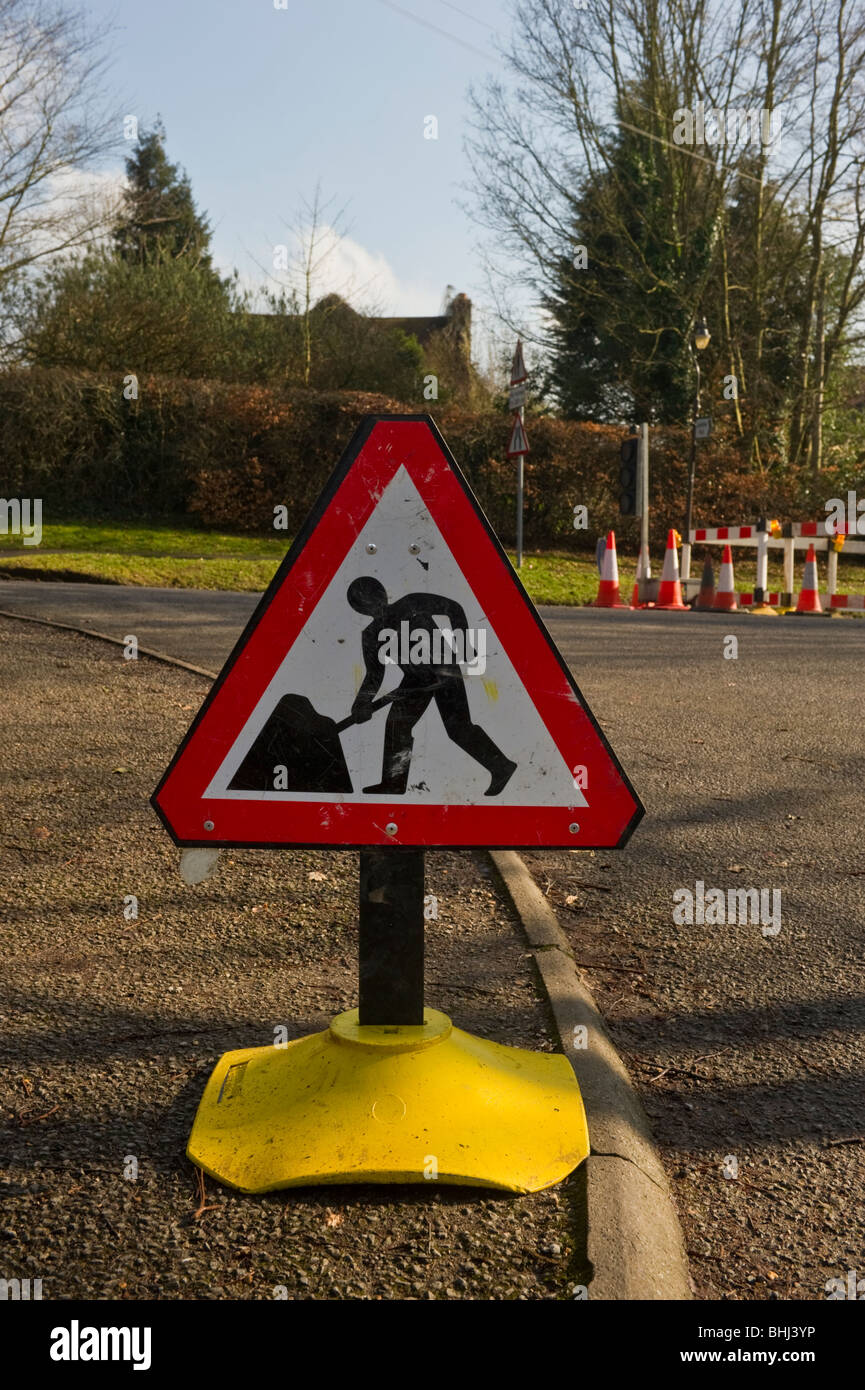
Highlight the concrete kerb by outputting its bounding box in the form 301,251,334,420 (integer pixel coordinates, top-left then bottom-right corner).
0,607,218,680
1,604,691,1298
490,850,692,1300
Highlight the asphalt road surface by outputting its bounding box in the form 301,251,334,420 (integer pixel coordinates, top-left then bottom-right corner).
0,614,582,1301
1,579,863,1300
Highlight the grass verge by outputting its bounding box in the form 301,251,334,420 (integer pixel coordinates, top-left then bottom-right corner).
1,520,864,606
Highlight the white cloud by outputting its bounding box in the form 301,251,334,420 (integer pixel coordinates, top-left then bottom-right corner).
46,163,126,210
292,226,442,316
223,224,444,318
18,164,126,265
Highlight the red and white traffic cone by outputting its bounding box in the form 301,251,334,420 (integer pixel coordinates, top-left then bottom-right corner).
655,529,687,610
712,544,738,611
593,530,628,608
695,553,715,611
794,543,823,614
631,542,651,607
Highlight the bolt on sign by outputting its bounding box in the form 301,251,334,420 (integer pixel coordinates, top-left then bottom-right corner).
152,416,642,850
152,416,643,1196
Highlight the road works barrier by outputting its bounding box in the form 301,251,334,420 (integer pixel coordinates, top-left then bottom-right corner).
687,519,865,611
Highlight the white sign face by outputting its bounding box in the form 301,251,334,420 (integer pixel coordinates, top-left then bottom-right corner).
508,383,527,410
206,467,587,811
695,417,712,439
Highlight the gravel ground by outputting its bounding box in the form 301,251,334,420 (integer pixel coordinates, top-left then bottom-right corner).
0,617,587,1301
524,612,865,1302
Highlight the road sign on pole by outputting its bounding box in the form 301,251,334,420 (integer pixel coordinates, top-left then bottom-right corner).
153,416,641,852
154,415,642,1196
507,410,529,457
510,339,527,385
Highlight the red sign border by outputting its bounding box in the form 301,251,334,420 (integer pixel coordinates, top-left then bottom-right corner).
151,415,644,850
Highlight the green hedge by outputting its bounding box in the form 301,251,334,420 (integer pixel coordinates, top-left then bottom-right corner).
1,367,852,550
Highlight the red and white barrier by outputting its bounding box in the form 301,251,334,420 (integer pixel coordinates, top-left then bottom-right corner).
692,525,761,542
737,592,783,607
828,594,865,611
687,518,865,611
693,521,860,542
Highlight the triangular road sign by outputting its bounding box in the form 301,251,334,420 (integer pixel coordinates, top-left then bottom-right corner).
510,339,528,385
507,412,529,456
152,416,643,850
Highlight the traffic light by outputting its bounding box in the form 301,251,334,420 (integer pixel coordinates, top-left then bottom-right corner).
619,435,639,515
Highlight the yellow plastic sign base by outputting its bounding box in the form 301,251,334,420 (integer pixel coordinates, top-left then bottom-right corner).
188,1008,589,1194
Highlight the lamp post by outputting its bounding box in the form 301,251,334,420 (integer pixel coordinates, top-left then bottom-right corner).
681,316,710,582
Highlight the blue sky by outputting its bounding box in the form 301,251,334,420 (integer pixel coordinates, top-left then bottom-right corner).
83,0,514,352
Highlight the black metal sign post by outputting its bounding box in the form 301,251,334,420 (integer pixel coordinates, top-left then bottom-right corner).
358,849,425,1026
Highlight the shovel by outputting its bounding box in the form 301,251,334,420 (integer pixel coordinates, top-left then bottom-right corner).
228,690,402,793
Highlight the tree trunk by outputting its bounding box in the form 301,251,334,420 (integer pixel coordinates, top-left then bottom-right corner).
718,214,744,437
810,267,826,474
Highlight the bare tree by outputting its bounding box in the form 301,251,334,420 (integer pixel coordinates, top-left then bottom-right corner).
248,185,362,384
0,0,120,294
465,0,865,471
779,0,865,471
248,183,402,388
464,1,775,409
279,185,354,386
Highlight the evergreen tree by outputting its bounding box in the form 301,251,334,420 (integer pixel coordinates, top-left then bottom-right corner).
113,120,219,276
17,122,243,378
17,247,241,377
545,84,718,424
